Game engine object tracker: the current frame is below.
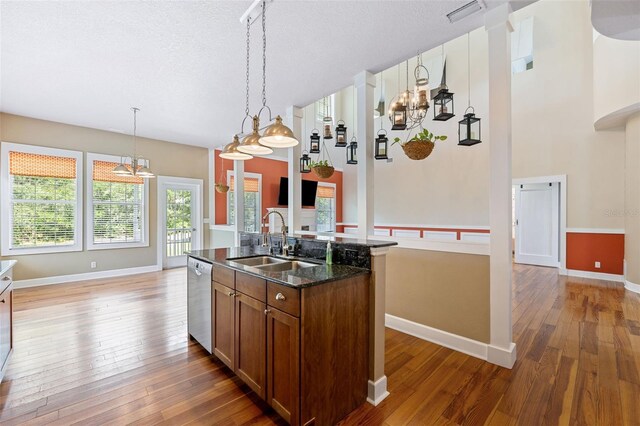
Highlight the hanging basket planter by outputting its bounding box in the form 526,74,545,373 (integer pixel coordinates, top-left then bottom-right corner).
402,140,435,160
215,183,229,193
393,129,447,161
312,164,335,179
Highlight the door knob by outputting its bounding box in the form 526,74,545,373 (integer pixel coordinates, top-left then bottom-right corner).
275,293,286,301
264,309,271,315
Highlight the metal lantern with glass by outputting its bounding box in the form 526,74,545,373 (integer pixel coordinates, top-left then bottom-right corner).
309,129,321,153
112,107,155,178
433,87,455,121
375,129,389,160
346,137,358,165
322,96,333,139
335,120,347,147
459,33,482,146
300,153,311,173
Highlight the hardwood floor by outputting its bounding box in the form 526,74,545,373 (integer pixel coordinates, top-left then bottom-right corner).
1,264,639,425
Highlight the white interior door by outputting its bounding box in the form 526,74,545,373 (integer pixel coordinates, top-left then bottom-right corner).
514,182,560,267
159,178,203,269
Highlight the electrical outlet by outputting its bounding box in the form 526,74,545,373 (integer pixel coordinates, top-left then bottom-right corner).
90,261,97,269
595,261,601,269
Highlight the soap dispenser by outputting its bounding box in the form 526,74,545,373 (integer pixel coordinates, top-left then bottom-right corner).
326,241,333,265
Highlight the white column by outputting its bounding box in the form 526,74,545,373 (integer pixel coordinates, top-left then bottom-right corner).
286,106,303,235
208,148,216,248
355,71,376,238
625,112,640,294
485,4,516,368
233,159,245,247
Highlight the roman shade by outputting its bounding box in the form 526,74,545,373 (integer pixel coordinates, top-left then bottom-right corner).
9,151,76,179
317,185,335,198
229,176,260,192
92,160,144,184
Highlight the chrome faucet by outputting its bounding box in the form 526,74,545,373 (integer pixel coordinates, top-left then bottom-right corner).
262,211,289,256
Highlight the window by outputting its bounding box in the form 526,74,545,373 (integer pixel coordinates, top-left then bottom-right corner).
227,172,262,233
1,143,83,255
316,183,336,233
86,153,149,249
315,94,335,123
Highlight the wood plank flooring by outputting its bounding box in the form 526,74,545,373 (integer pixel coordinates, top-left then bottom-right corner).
1,264,639,425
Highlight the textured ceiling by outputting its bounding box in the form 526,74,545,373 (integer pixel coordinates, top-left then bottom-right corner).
1,0,533,148
591,0,640,41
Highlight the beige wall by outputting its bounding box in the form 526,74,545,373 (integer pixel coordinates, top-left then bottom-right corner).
0,113,210,280
386,247,490,343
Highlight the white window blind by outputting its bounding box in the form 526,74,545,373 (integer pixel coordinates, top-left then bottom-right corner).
1,143,83,255
86,154,148,250
227,172,262,233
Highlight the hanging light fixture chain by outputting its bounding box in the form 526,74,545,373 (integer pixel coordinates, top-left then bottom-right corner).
467,32,471,109
261,0,267,108
245,17,250,118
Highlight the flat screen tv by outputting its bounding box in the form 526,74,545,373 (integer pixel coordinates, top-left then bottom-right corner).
277,177,318,207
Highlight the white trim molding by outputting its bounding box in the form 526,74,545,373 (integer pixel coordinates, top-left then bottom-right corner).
373,235,490,256
625,279,640,294
487,343,517,369
13,265,161,289
561,268,625,283
367,376,390,406
566,228,625,234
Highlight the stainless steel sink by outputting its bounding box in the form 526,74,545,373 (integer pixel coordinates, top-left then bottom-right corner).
229,256,288,267
253,260,319,273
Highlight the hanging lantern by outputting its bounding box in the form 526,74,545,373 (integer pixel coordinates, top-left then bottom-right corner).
300,152,311,173
375,129,389,160
458,107,481,146
433,87,455,121
323,116,333,139
309,129,321,153
346,137,358,165
335,120,347,147
390,101,407,130
414,77,430,111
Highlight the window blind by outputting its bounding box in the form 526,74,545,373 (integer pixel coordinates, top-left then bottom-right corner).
9,151,78,249
229,176,260,192
317,185,335,198
10,151,76,179
92,160,145,245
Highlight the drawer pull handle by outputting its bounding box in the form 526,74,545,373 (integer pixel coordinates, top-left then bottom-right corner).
275,292,286,301
264,309,271,315
228,291,237,297
1,277,10,281
0,299,5,303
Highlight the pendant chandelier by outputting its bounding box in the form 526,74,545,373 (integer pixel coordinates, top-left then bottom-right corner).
254,0,299,149
458,33,482,146
112,107,155,178
388,54,430,131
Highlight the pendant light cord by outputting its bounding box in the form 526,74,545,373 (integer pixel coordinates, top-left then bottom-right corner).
467,32,471,109
261,0,267,108
132,107,138,159
245,17,250,118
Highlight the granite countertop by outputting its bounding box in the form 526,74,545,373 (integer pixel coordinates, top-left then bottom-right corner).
187,247,370,289
0,260,17,277
293,233,397,248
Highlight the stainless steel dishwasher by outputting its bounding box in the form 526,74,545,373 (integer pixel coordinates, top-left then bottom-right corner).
187,257,212,353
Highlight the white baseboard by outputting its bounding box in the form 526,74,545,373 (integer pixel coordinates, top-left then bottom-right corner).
561,269,624,283
13,265,162,289
366,376,389,406
625,279,640,294
386,314,489,361
487,343,517,368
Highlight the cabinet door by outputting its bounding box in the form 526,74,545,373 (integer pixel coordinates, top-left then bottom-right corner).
267,308,300,425
212,282,235,370
235,293,266,399
0,285,12,373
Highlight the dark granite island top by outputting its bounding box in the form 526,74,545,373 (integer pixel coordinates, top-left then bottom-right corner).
187,247,370,289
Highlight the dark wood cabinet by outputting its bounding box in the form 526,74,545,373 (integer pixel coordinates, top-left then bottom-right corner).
235,293,266,398
212,281,235,370
209,265,369,426
267,307,299,425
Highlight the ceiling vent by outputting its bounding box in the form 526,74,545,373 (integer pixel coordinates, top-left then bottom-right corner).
446,0,485,23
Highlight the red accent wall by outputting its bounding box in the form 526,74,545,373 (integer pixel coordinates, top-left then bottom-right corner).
566,232,624,275
214,150,343,225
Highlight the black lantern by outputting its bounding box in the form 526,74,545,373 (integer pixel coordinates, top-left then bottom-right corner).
458,107,481,146
433,87,455,121
374,129,388,160
335,120,348,147
390,101,407,130
309,129,321,153
300,152,311,173
346,137,358,165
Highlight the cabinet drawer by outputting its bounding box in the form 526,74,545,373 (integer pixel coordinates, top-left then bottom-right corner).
213,265,234,288
267,282,300,317
236,272,266,302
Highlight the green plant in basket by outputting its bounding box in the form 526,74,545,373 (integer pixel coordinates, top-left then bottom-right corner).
392,129,448,161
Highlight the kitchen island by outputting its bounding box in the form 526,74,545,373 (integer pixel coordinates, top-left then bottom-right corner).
187,236,395,426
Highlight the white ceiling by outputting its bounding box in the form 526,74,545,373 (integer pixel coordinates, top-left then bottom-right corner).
591,0,640,41
0,0,533,149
